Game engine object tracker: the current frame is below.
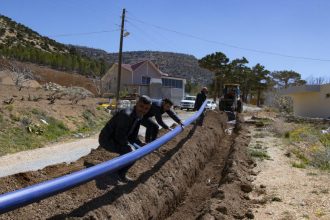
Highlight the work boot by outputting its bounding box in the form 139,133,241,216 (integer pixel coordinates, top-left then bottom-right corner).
117,173,134,185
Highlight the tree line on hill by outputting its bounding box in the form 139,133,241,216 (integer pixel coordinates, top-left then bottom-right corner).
0,45,109,76
0,15,109,76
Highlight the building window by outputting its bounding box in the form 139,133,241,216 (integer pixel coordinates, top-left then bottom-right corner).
326,93,330,98
142,76,150,85
162,78,183,88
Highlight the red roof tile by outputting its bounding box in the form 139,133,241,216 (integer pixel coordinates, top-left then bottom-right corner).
131,60,147,70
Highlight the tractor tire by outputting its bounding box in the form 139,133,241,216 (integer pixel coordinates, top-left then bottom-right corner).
237,100,243,113
219,100,225,111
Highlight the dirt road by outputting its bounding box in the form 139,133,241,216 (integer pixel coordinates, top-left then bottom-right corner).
0,112,195,178
249,117,330,219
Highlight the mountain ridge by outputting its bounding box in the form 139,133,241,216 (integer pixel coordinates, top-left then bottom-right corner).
74,46,214,85
0,14,213,85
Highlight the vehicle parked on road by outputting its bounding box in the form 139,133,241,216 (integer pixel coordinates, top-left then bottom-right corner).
180,95,196,111
206,99,217,110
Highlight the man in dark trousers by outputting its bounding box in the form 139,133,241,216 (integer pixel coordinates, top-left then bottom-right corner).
194,87,208,125
194,87,208,110
141,98,184,143
99,95,152,184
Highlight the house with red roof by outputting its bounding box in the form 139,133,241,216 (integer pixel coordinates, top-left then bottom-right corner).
101,60,186,105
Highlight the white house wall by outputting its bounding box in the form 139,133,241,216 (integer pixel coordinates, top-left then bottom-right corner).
133,62,162,84
103,66,132,93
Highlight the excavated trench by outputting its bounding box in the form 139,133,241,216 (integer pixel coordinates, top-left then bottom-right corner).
0,111,254,219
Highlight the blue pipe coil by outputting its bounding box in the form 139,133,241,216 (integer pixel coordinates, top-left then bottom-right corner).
0,101,207,213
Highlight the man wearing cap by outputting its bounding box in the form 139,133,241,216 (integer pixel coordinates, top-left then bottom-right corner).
99,95,152,184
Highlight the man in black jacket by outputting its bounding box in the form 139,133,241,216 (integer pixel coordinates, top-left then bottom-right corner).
141,98,184,143
194,87,208,125
194,87,208,111
99,95,152,183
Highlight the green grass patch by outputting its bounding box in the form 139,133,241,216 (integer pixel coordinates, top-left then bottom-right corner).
77,109,108,134
0,127,42,155
4,104,13,111
0,107,110,156
249,149,270,160
310,149,330,171
0,115,69,155
284,124,330,171
31,108,46,117
42,117,70,141
292,161,306,169
319,133,330,148
286,125,319,143
292,149,309,164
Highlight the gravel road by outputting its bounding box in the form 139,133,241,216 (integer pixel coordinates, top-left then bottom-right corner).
0,111,195,177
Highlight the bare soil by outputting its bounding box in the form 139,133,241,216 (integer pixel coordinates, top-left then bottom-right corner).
0,111,256,219
0,84,108,132
247,115,330,220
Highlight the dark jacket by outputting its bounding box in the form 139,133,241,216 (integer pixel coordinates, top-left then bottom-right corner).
143,100,181,129
194,91,207,110
99,107,142,150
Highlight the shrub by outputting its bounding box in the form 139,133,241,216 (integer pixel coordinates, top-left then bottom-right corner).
4,105,13,111
249,149,270,160
292,162,306,169
310,148,330,170
43,117,69,141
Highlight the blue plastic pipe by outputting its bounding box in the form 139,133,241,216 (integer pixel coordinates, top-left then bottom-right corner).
0,101,207,213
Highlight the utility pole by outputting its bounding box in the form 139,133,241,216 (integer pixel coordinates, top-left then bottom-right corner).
116,8,126,107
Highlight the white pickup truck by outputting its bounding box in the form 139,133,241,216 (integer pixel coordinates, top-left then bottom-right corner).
179,95,196,111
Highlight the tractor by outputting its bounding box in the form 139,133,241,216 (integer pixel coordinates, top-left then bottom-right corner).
219,84,243,113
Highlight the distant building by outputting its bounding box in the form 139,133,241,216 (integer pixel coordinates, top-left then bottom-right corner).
280,84,330,119
101,60,186,105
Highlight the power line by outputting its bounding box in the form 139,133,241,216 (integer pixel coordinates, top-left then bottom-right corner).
48,29,120,38
126,20,178,51
126,12,182,50
126,16,330,62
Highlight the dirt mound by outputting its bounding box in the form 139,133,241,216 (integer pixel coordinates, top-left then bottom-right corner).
28,64,97,95
0,111,254,219
0,58,97,94
0,70,41,88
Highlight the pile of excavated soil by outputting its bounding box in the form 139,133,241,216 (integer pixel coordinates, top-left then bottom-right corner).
0,111,254,219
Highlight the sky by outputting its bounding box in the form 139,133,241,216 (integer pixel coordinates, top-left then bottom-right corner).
1,0,330,80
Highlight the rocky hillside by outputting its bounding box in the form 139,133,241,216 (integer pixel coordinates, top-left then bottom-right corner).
0,15,67,53
0,15,108,76
0,14,213,86
75,47,214,86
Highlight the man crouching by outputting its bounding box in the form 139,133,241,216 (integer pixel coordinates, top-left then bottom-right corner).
99,95,152,184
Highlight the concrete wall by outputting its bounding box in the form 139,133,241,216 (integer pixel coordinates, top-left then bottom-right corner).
290,83,330,118
149,81,162,99
161,87,184,106
320,84,330,118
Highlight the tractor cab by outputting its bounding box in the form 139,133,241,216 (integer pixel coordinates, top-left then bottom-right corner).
219,84,243,113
